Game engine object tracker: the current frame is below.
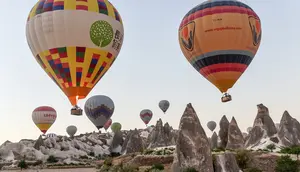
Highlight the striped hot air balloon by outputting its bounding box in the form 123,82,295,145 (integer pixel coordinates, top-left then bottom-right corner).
32,106,57,134
178,0,262,102
140,109,153,126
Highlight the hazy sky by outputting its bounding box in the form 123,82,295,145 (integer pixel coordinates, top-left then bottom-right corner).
0,0,299,144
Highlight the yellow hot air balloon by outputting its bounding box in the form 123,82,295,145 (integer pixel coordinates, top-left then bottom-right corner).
32,106,57,134
26,0,124,115
178,0,262,102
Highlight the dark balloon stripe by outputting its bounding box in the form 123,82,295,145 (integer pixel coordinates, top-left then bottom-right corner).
192,54,252,70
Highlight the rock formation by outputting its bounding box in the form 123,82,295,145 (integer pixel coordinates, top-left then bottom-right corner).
172,103,214,172
147,118,175,148
122,129,143,154
211,132,218,149
278,111,300,146
218,115,229,149
121,130,132,154
110,131,124,151
245,104,278,147
214,152,241,172
33,135,44,150
226,117,244,150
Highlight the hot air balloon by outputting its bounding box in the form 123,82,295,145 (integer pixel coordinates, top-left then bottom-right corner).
32,106,57,134
247,127,252,133
111,122,121,133
207,121,217,131
26,0,124,116
104,119,112,131
46,133,57,138
178,0,262,103
140,109,153,126
84,95,114,130
159,100,170,113
66,125,77,137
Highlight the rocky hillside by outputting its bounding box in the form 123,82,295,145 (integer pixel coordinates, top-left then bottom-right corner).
1,103,300,171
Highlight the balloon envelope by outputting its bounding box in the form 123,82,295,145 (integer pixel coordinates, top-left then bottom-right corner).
111,122,121,133
178,0,262,94
46,133,57,138
66,125,77,137
84,95,114,129
104,119,112,131
207,121,217,131
26,0,124,106
32,106,57,134
140,109,153,125
159,100,170,113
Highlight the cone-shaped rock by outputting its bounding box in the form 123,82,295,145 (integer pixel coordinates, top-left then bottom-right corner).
121,129,133,154
211,132,218,149
218,115,229,149
226,117,244,150
123,128,143,154
245,104,277,147
172,103,214,172
33,135,44,150
278,111,300,146
147,118,168,148
110,130,123,151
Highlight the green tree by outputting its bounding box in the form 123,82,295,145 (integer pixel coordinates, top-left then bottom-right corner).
18,160,28,170
290,146,300,160
275,155,299,172
90,20,114,47
266,144,276,152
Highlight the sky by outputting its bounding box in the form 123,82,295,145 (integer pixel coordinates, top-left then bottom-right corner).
0,0,299,144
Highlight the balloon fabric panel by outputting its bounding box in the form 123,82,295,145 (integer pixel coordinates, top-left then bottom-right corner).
179,0,262,93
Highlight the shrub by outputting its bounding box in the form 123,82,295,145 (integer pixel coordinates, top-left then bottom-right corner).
80,155,88,159
89,152,95,157
183,167,198,172
151,163,164,170
103,157,113,166
244,167,262,172
18,160,28,170
47,155,58,163
143,149,154,155
235,149,251,169
275,155,299,172
266,144,276,152
213,147,225,152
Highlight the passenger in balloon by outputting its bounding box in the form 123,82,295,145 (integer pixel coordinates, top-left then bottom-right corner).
221,93,232,103
71,105,83,116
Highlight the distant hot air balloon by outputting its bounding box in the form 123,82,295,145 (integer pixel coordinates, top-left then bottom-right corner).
178,0,262,103
111,122,122,133
32,106,57,134
46,133,57,138
66,125,77,137
159,100,170,113
207,121,217,131
84,95,114,130
26,0,124,115
104,119,112,131
247,127,252,133
140,109,153,126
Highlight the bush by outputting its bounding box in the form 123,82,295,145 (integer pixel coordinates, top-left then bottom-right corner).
47,155,58,163
213,147,225,152
266,144,276,152
18,160,28,170
151,163,164,170
244,167,262,172
183,167,198,172
89,152,95,157
80,155,88,159
143,149,154,155
280,146,300,159
103,157,113,166
235,149,251,169
275,155,299,172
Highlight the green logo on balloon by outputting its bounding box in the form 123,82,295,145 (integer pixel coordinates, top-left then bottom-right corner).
90,20,114,47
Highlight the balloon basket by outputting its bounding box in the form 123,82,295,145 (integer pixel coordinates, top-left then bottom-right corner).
221,94,232,103
71,106,83,116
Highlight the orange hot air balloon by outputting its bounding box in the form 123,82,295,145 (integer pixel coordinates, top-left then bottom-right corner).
178,0,262,103
26,0,124,115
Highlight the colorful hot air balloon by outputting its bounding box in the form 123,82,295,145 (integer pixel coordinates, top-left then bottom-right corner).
66,125,77,137
32,106,57,134
159,100,170,113
207,121,217,132
140,109,153,126
26,0,124,114
104,118,112,131
178,0,262,103
84,95,114,130
111,122,121,133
